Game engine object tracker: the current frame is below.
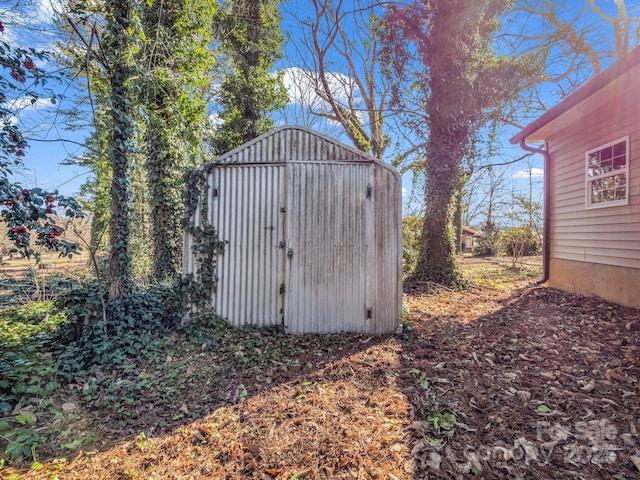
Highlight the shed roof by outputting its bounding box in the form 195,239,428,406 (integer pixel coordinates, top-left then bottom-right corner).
510,46,640,145
203,125,397,176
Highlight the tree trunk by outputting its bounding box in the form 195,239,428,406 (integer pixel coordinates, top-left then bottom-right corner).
412,122,464,285
106,0,135,301
147,98,183,280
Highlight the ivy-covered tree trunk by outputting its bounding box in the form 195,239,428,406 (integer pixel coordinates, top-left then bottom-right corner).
382,0,538,286
142,0,216,281
211,0,288,155
146,96,183,279
105,0,136,300
414,119,468,284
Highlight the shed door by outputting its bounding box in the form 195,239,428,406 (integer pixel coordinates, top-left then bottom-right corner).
210,165,286,327
283,162,371,333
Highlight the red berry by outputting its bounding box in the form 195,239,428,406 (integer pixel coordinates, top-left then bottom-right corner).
10,71,25,83
46,195,55,203
23,59,35,71
0,22,4,32
12,225,27,236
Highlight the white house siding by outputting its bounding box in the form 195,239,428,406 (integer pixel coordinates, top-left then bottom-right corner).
544,70,640,307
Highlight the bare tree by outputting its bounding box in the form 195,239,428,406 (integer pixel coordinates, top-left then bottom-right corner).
504,0,640,124
282,0,422,173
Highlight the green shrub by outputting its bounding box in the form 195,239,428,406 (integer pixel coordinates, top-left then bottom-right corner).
55,281,184,378
500,226,541,257
402,215,422,275
472,220,501,257
0,302,71,407
0,282,187,462
0,303,70,461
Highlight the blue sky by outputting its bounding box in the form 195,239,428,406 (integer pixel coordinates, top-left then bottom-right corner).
2,0,90,196
3,0,635,219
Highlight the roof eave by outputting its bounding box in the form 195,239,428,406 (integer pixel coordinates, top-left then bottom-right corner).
510,46,640,145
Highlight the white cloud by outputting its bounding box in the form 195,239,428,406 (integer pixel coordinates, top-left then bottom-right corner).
7,97,54,111
207,113,222,129
35,0,63,23
513,167,544,178
402,187,408,197
280,67,322,106
280,67,362,115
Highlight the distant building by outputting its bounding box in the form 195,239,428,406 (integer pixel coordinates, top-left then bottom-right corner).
461,226,479,253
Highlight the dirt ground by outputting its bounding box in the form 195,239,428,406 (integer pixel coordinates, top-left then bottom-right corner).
3,256,640,479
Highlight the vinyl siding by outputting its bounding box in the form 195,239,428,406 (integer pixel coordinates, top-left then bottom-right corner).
547,71,640,270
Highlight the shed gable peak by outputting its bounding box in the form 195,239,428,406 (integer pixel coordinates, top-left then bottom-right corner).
206,126,378,168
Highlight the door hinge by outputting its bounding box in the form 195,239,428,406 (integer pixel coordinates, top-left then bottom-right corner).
366,183,373,198
366,308,372,320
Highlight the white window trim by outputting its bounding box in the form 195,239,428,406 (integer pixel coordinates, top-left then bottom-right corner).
585,135,630,209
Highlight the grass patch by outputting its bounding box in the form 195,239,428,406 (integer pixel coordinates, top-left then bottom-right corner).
459,255,542,288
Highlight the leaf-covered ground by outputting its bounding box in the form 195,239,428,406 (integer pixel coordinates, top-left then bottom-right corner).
2,256,640,479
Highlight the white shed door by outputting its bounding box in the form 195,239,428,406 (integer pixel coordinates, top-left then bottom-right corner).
210,165,286,327
283,162,371,333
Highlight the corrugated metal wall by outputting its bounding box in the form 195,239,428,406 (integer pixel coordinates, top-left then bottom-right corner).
284,162,370,333
370,165,403,334
183,126,402,334
209,165,286,327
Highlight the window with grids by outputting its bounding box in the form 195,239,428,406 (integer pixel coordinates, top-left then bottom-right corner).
585,136,629,208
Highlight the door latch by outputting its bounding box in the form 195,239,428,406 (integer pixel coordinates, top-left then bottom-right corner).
287,248,294,258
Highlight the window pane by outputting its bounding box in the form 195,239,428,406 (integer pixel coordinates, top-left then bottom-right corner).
614,187,626,200
601,146,613,160
587,152,600,177
614,173,626,187
591,186,603,204
613,141,626,157
602,176,614,189
612,155,626,170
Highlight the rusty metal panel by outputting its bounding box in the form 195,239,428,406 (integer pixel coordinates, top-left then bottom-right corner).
211,126,372,165
370,165,403,334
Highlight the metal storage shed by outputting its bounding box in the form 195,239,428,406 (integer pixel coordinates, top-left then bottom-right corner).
183,126,402,334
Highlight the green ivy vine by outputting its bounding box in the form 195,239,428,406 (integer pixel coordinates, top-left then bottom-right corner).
181,169,226,313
